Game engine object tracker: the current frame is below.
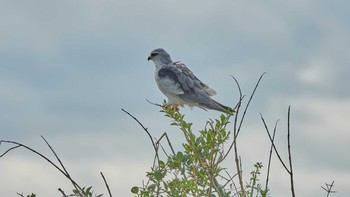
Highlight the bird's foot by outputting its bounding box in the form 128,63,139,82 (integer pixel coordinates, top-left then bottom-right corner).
162,100,180,111
170,104,180,111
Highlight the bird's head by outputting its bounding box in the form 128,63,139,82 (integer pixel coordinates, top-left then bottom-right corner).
148,48,173,66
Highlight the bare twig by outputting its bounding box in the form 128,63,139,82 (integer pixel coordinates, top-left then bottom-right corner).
121,108,159,162
287,106,296,197
58,188,68,197
234,128,245,197
0,139,83,193
261,106,296,197
237,72,266,137
146,99,163,108
0,145,20,157
321,181,337,197
222,169,238,190
230,75,243,99
227,73,265,197
41,136,81,195
16,193,25,197
265,120,279,191
222,96,243,161
156,132,176,156
260,114,290,173
100,172,113,197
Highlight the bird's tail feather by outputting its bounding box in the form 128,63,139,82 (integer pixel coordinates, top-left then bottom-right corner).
200,100,234,113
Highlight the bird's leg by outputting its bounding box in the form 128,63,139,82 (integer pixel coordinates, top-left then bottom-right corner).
162,100,180,111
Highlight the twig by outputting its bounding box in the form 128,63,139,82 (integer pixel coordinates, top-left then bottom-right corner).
265,120,279,191
0,139,83,192
237,72,265,137
41,136,81,195
233,130,245,197
321,181,337,197
146,99,163,108
222,96,243,161
101,172,113,197
58,188,68,197
222,169,238,189
230,75,243,99
260,114,290,173
121,108,159,162
261,107,296,197
230,73,264,197
287,106,296,197
156,132,176,156
0,145,20,157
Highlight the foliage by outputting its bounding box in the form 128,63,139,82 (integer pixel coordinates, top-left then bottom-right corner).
72,186,103,197
245,162,269,197
17,193,36,197
132,106,269,197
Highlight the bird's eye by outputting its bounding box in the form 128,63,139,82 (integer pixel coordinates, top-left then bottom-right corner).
151,52,158,56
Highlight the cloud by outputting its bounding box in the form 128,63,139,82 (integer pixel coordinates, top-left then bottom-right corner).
297,58,336,88
0,0,349,196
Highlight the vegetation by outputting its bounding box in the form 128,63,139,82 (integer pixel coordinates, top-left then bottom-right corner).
0,74,337,196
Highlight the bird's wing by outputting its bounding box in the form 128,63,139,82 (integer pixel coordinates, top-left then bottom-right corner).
174,62,217,96
157,66,185,95
157,62,216,105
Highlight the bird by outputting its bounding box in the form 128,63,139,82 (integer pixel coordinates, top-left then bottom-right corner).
147,48,233,113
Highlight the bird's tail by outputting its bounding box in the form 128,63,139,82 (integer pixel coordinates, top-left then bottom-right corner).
201,99,234,113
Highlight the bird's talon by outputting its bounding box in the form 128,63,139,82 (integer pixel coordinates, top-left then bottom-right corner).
171,104,180,112
163,102,180,112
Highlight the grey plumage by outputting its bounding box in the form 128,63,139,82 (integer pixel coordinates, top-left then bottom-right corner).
148,48,232,113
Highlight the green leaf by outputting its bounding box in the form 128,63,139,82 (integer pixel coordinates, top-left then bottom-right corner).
159,160,165,169
176,151,183,161
131,186,139,194
154,170,165,181
86,186,92,194
147,183,156,191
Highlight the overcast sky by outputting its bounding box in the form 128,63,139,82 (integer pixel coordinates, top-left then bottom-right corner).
0,0,349,196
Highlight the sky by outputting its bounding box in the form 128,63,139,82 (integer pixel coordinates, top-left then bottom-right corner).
0,0,349,196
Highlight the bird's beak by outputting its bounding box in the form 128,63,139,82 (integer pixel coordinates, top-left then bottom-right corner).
147,56,152,61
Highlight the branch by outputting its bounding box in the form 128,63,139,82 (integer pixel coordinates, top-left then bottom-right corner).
58,188,68,197
230,75,243,99
260,114,290,173
222,96,243,162
237,72,265,137
0,145,20,157
261,106,296,197
156,132,176,156
287,106,296,197
225,73,265,197
101,172,113,197
121,108,159,162
265,119,279,190
0,139,83,194
146,99,163,108
41,136,81,195
321,181,337,197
